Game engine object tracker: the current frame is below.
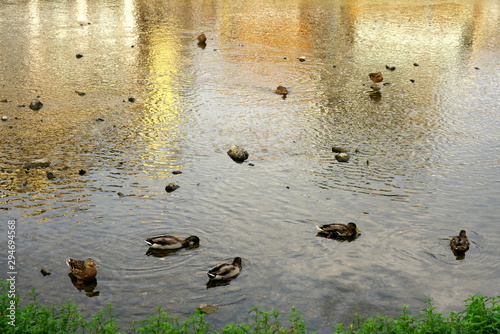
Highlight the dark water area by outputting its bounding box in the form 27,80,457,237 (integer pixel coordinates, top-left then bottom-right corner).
1,0,499,331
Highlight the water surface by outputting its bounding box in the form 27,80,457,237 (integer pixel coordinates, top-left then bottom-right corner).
1,0,499,331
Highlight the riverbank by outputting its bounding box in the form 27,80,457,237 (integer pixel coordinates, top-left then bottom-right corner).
1,282,498,333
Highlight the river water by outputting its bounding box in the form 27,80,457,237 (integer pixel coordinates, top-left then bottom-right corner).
1,0,499,331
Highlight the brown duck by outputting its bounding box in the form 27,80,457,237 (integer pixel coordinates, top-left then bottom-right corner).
66,258,98,283
450,230,470,253
316,222,361,237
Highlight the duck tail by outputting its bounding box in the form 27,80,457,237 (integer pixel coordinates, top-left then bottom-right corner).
144,239,153,246
207,272,217,279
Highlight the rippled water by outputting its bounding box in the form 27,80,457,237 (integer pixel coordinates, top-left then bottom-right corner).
1,0,499,331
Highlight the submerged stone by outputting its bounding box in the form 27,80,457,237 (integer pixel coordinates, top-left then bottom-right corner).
24,158,51,169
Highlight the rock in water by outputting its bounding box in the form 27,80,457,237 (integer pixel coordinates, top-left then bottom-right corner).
29,99,43,110
227,145,249,162
165,183,180,193
335,153,350,162
24,158,51,169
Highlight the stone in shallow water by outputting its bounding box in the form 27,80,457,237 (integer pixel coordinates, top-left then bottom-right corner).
165,183,180,193
227,145,249,162
24,158,51,169
335,153,350,162
29,99,43,110
197,304,218,315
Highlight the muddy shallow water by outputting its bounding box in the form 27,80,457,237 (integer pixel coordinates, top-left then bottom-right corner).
1,0,499,331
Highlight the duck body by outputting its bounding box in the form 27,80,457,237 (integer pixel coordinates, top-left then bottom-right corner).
316,222,360,237
197,33,207,43
207,257,242,280
66,258,98,282
369,72,384,91
144,235,200,250
450,230,470,253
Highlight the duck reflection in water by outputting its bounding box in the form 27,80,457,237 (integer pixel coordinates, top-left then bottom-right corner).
67,273,99,297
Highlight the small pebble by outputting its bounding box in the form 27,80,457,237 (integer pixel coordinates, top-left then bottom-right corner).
46,171,56,180
29,99,43,110
335,153,350,163
76,53,83,58
410,79,415,83
78,169,86,175
128,97,136,102
385,65,396,71
172,170,182,175
298,57,306,62
1,116,8,121
413,63,419,66
40,268,51,276
165,183,180,193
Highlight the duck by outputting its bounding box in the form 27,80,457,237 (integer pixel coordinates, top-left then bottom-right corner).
450,230,470,253
207,257,242,280
66,258,98,283
144,235,200,250
316,222,361,238
276,85,288,96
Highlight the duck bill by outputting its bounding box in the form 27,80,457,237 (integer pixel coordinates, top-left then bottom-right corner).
356,228,361,232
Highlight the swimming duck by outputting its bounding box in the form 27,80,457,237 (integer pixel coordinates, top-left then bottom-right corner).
450,230,470,253
66,258,98,283
316,222,360,237
207,257,242,280
144,235,200,250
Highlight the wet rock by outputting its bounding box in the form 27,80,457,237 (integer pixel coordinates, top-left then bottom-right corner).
75,91,86,96
385,65,396,71
40,268,51,276
276,85,288,96
197,304,218,315
0,98,9,102
78,169,86,175
24,158,51,169
117,192,125,198
298,56,306,62
335,153,350,162
46,171,56,180
29,99,43,110
1,116,8,121
410,79,415,83
76,53,83,58
128,97,136,102
197,33,207,43
413,63,419,66
474,67,480,70
165,183,180,193
172,170,182,175
332,146,348,153
227,145,249,162
96,118,104,122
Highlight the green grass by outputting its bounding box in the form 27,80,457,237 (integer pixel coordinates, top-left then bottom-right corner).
0,281,498,333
